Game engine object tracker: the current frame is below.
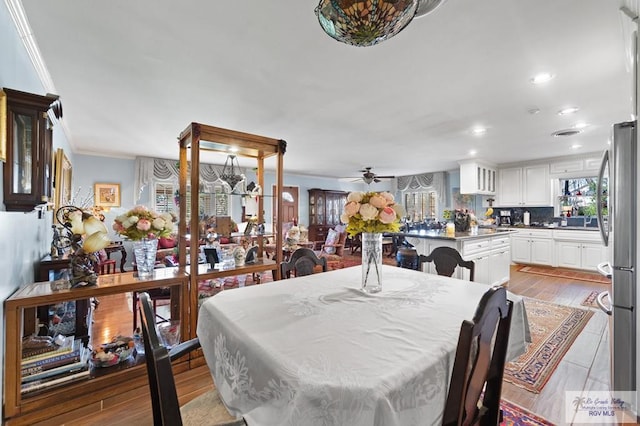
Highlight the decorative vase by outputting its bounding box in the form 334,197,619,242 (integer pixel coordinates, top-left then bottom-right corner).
361,232,383,293
133,238,158,278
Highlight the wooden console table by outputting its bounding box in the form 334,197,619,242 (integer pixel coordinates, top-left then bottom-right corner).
3,268,188,424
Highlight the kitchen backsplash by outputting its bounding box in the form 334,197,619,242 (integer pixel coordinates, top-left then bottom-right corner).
496,207,554,224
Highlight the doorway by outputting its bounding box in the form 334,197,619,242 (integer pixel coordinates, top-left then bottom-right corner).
272,185,299,227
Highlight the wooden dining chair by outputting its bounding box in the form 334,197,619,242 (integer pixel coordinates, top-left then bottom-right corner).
138,292,246,426
424,247,475,281
280,248,327,278
442,286,513,426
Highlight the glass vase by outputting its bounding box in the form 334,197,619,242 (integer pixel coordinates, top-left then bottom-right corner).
361,232,383,293
133,238,158,278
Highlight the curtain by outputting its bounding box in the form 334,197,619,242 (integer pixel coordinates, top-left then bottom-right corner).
396,172,446,203
134,157,244,203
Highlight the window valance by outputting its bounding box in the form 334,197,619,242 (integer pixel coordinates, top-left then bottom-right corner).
134,157,244,203
396,172,446,202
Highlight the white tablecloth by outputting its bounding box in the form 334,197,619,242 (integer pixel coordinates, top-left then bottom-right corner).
197,265,530,426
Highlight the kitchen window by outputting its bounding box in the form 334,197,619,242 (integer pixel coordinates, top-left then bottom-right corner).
557,177,608,217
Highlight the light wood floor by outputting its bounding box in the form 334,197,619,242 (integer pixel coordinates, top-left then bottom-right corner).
59,264,611,426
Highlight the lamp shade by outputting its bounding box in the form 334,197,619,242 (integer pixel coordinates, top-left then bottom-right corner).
315,0,420,47
83,215,108,236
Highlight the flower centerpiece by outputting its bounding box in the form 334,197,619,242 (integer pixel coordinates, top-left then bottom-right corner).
340,191,403,293
113,206,176,277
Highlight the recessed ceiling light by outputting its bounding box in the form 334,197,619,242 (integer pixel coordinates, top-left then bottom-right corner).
573,122,589,129
471,126,486,135
530,72,554,84
229,146,240,153
552,129,582,137
571,144,582,149
469,149,477,156
558,106,579,115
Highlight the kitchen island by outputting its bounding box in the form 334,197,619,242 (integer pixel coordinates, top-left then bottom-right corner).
398,228,517,286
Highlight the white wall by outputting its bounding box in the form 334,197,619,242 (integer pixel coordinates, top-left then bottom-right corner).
0,2,72,407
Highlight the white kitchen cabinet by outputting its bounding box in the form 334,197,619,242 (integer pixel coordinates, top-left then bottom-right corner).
461,235,511,286
459,160,496,195
549,160,584,175
511,229,554,266
549,156,603,176
406,234,511,285
555,240,605,271
498,164,551,206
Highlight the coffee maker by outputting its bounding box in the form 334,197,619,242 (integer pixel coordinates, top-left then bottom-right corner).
498,210,512,226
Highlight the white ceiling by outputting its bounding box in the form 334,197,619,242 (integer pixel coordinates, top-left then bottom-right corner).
19,0,633,180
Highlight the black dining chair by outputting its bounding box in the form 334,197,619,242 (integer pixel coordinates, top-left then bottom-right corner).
138,292,246,426
442,286,513,426
280,248,327,278
424,247,475,281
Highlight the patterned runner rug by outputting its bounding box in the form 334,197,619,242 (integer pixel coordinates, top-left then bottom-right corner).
504,298,594,393
501,399,554,425
517,265,610,284
581,290,600,307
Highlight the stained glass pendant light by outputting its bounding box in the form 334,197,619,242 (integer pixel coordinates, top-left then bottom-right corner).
315,0,445,47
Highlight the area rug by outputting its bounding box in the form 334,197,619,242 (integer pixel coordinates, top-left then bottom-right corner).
518,265,611,284
504,298,594,393
501,399,554,426
581,290,600,307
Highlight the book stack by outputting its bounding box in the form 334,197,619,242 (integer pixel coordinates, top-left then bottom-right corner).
20,335,90,395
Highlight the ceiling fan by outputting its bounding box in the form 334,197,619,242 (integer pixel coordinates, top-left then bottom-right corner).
359,167,395,184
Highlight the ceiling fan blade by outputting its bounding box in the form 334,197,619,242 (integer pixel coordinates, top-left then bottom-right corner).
375,175,395,179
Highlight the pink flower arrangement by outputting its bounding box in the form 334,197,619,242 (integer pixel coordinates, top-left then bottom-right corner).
113,205,176,241
341,191,403,236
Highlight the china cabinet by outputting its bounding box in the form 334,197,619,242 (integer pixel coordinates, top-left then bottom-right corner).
2,88,59,212
308,189,348,242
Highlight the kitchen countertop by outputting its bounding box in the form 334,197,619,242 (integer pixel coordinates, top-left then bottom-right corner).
393,228,518,241
489,225,600,231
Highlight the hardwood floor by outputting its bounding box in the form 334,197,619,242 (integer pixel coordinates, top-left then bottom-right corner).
55,263,611,425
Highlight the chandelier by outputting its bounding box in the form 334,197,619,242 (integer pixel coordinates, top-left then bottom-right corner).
220,154,245,190
315,0,446,47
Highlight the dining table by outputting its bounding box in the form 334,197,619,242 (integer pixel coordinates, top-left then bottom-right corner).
197,265,531,426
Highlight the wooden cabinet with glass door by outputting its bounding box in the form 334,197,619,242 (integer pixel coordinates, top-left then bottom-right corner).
2,88,59,212
307,189,348,242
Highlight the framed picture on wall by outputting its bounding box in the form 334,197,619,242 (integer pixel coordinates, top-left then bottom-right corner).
94,183,121,207
54,149,72,212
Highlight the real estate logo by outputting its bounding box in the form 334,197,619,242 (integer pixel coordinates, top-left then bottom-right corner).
565,391,637,423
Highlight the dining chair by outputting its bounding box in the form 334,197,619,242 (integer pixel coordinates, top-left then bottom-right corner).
424,247,475,281
281,248,327,278
138,292,246,426
442,286,513,426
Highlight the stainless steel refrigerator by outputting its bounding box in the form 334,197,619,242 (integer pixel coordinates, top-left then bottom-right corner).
596,120,637,399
